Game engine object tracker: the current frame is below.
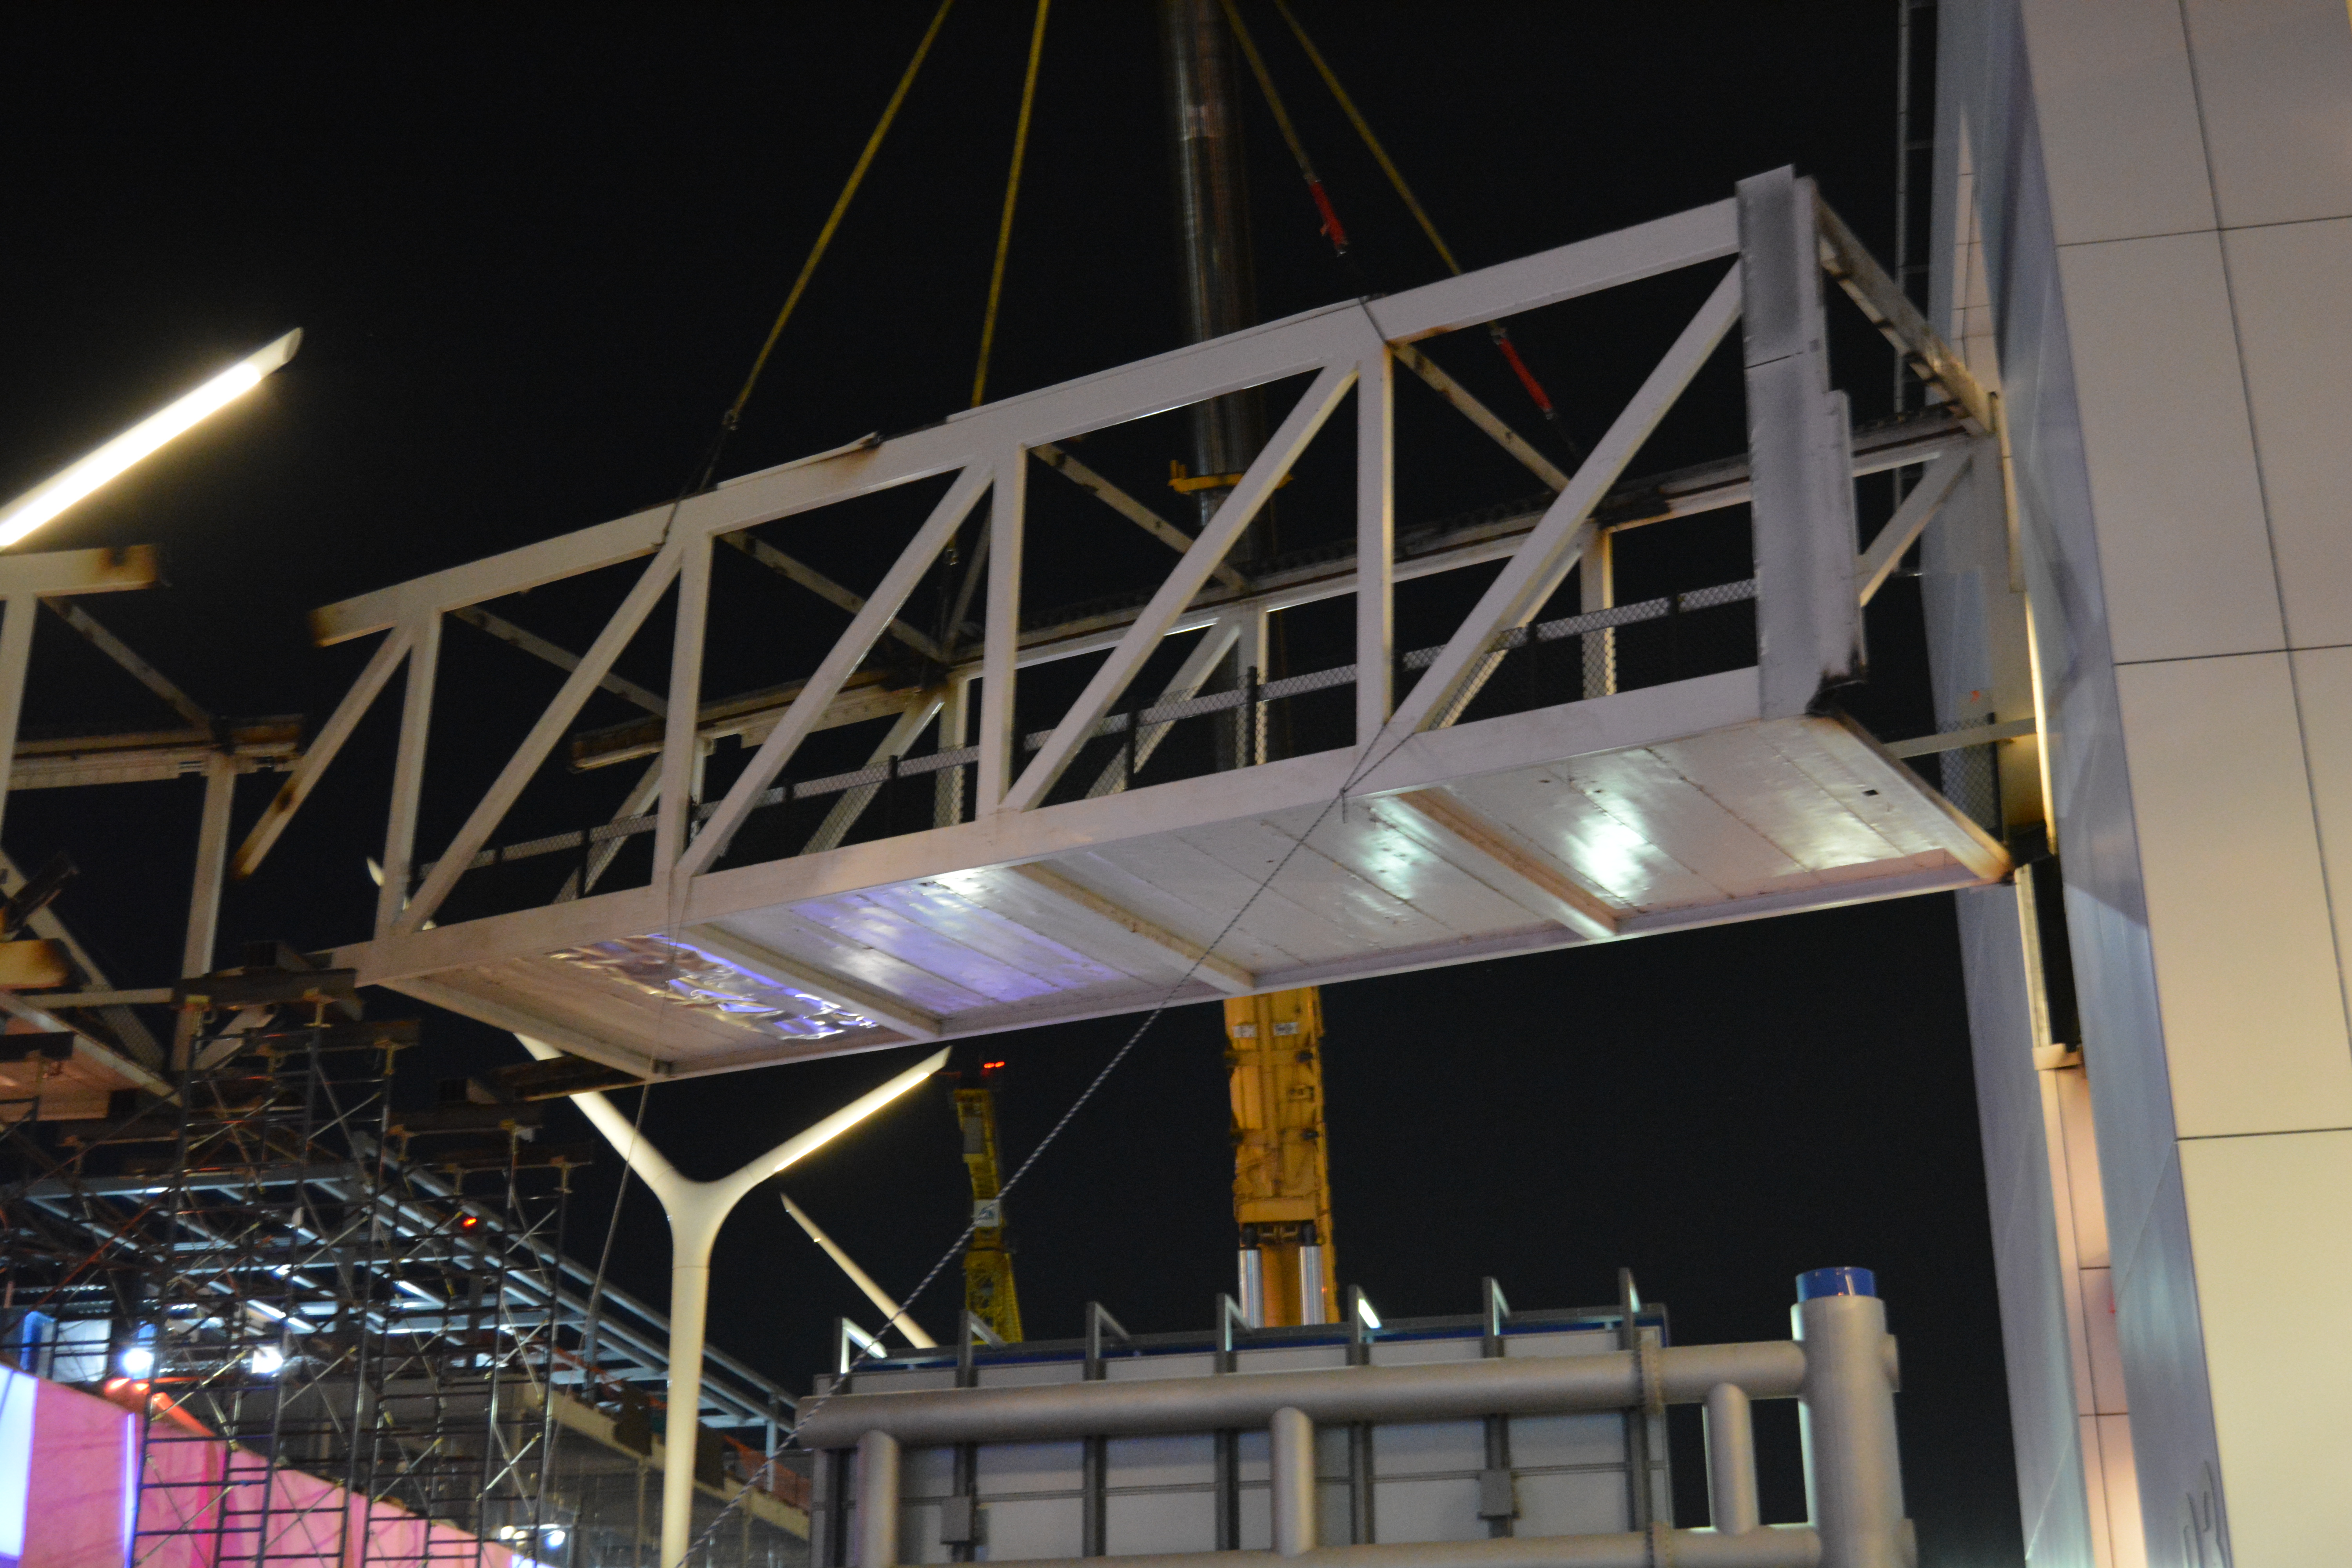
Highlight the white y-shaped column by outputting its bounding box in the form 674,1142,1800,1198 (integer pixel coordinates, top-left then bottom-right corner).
519,1036,948,1567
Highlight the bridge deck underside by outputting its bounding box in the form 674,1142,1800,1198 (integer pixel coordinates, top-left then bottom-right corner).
351,672,2007,1079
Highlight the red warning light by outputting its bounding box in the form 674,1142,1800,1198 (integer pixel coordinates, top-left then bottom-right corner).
457,1213,483,1232
982,1061,1006,1070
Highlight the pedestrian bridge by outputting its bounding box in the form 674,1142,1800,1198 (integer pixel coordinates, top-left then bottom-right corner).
252,168,2007,1080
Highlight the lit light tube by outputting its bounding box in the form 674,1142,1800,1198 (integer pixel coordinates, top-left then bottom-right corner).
0,328,301,549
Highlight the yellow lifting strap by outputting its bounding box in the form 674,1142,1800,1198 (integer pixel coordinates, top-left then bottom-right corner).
1270,0,1463,276
724,0,960,434
971,0,1054,408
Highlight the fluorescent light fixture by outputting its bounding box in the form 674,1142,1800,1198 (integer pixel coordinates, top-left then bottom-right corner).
250,1345,285,1376
1355,1294,1382,1332
0,328,300,550
116,1345,155,1378
759,1046,952,1180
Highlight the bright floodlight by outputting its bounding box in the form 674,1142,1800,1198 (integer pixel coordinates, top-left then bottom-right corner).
117,1345,155,1378
0,328,301,550
250,1345,286,1376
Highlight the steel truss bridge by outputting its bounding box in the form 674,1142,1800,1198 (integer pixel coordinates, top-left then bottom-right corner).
218,167,2009,1082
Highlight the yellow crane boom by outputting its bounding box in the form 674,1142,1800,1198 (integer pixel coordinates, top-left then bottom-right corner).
950,1061,1024,1342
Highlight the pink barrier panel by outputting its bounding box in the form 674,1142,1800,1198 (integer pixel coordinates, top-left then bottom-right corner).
0,1367,521,1568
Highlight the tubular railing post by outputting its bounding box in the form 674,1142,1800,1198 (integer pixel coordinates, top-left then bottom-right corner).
1269,1406,1316,1557
857,1428,902,1568
1795,1268,1907,1568
1704,1381,1761,1534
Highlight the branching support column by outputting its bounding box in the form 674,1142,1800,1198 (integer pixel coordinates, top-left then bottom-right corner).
517,1034,946,1567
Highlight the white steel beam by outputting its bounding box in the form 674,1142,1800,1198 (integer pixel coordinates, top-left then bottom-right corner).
375,615,442,938
401,540,685,931
234,626,414,878
452,604,667,716
1004,356,1360,813
1855,450,1968,606
1366,200,1738,343
1357,345,1395,746
557,755,663,902
182,752,236,978
1392,343,1568,494
682,465,991,877
1005,862,1255,993
43,600,212,730
719,528,946,663
978,453,1024,816
1374,790,1617,940
804,691,947,855
1369,267,1743,749
1742,168,1862,720
0,544,159,597
1081,617,1241,799
0,598,38,851
340,670,1762,988
655,537,713,882
1033,444,1249,592
1580,528,1615,700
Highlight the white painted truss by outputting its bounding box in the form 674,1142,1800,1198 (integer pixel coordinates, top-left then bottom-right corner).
243,167,2007,1080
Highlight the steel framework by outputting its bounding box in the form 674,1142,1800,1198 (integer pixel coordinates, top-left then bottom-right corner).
228,169,2008,1088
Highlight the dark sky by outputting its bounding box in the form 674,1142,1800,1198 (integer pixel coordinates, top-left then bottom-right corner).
2,5,2020,1562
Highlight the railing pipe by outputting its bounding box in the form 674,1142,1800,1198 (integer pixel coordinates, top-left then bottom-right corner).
1704,1381,1761,1534
1270,1406,1317,1556
857,1427,901,1568
1793,1269,1906,1568
794,1338,1807,1448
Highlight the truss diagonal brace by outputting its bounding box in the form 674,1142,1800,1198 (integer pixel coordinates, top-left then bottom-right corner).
403,540,686,931
452,604,668,716
1004,356,1361,814
717,530,947,664
1855,449,1968,606
1369,266,1744,749
234,626,416,879
1034,445,1249,592
682,465,993,878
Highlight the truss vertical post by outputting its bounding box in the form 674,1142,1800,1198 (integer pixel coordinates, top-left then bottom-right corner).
655,537,712,882
182,750,236,978
1578,532,1615,699
1356,345,1394,746
979,454,1025,815
375,616,441,937
0,595,35,851
1739,167,1863,719
937,677,971,828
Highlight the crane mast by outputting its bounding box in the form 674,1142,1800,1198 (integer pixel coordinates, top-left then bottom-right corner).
1161,0,1339,1331
1224,989,1336,1325
950,1063,1024,1342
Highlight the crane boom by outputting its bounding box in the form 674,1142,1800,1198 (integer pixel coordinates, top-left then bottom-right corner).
951,1063,1024,1342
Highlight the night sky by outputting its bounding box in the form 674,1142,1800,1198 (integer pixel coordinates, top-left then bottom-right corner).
3,5,2020,1562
